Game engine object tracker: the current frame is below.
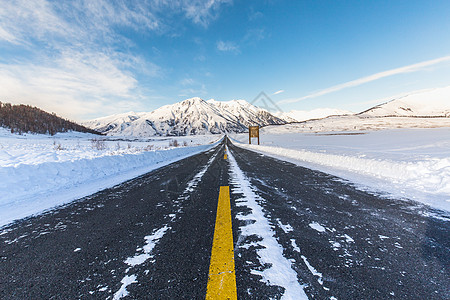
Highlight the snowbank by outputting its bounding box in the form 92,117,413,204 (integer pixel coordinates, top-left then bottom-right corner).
0,139,220,227
230,129,450,212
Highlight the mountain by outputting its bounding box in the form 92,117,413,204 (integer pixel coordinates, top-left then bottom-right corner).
276,108,353,122
0,102,101,135
84,97,287,136
359,86,450,117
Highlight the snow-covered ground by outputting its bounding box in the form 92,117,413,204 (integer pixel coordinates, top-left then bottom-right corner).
230,127,450,212
264,116,450,133
0,128,220,227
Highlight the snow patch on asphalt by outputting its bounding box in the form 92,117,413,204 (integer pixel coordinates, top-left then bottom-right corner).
114,225,169,299
309,222,326,233
113,275,137,300
301,256,324,286
277,219,293,233
125,226,169,267
112,147,220,299
183,147,219,195
227,147,308,300
290,239,301,253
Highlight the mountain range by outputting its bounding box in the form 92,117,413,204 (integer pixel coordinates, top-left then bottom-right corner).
83,97,286,137
84,85,450,137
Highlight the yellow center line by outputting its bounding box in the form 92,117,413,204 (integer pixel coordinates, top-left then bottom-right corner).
206,186,237,300
224,153,227,160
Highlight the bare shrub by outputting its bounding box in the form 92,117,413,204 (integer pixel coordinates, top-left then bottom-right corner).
143,144,154,151
169,139,179,147
91,138,106,150
183,141,188,147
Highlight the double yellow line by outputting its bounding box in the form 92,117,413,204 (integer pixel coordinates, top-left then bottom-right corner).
206,153,237,299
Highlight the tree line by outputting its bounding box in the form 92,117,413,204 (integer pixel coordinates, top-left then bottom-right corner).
0,102,101,135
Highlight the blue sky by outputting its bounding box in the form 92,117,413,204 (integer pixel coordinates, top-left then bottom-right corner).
1,0,450,121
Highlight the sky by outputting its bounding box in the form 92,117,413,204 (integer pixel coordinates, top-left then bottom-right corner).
1,0,450,121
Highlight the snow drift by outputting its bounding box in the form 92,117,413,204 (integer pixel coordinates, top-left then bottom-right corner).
0,140,219,227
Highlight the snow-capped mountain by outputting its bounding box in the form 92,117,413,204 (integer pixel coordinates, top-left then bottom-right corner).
359,86,450,117
84,97,286,136
276,108,353,122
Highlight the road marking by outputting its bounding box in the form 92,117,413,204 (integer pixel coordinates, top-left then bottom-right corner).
224,154,227,159
206,186,237,300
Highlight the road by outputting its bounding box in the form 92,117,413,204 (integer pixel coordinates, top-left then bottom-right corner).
1,138,449,299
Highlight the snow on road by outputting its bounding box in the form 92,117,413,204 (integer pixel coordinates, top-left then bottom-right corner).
231,128,450,211
227,146,308,300
113,146,220,299
114,225,170,299
0,129,220,227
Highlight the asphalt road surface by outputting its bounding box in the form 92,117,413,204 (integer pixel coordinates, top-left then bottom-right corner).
1,138,449,299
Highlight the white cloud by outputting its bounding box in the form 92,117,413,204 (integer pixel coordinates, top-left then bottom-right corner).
0,0,74,44
272,90,284,95
0,50,144,120
279,55,450,104
182,0,232,27
0,0,232,119
180,78,196,86
217,40,239,53
243,28,265,44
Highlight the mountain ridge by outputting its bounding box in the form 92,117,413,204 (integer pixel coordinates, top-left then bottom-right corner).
83,97,286,137
84,86,450,137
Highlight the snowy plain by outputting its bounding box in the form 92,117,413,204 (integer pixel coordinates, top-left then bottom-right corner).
230,126,450,212
0,128,220,227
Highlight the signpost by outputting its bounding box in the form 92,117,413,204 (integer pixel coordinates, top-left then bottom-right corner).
249,126,260,145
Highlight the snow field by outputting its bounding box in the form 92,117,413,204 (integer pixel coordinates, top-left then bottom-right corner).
230,128,450,212
0,130,221,227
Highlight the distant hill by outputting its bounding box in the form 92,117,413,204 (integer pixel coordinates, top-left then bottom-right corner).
0,102,101,135
359,86,450,117
84,97,286,136
276,108,353,122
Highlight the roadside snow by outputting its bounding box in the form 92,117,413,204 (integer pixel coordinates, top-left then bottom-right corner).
0,130,221,227
227,147,308,300
231,128,450,212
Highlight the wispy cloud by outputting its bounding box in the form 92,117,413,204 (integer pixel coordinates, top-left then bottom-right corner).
243,28,265,44
279,55,450,104
182,0,233,27
0,0,163,120
180,78,196,86
217,40,239,53
0,49,146,120
0,0,231,120
272,89,284,95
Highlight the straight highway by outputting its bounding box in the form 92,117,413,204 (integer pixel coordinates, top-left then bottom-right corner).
1,138,448,299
